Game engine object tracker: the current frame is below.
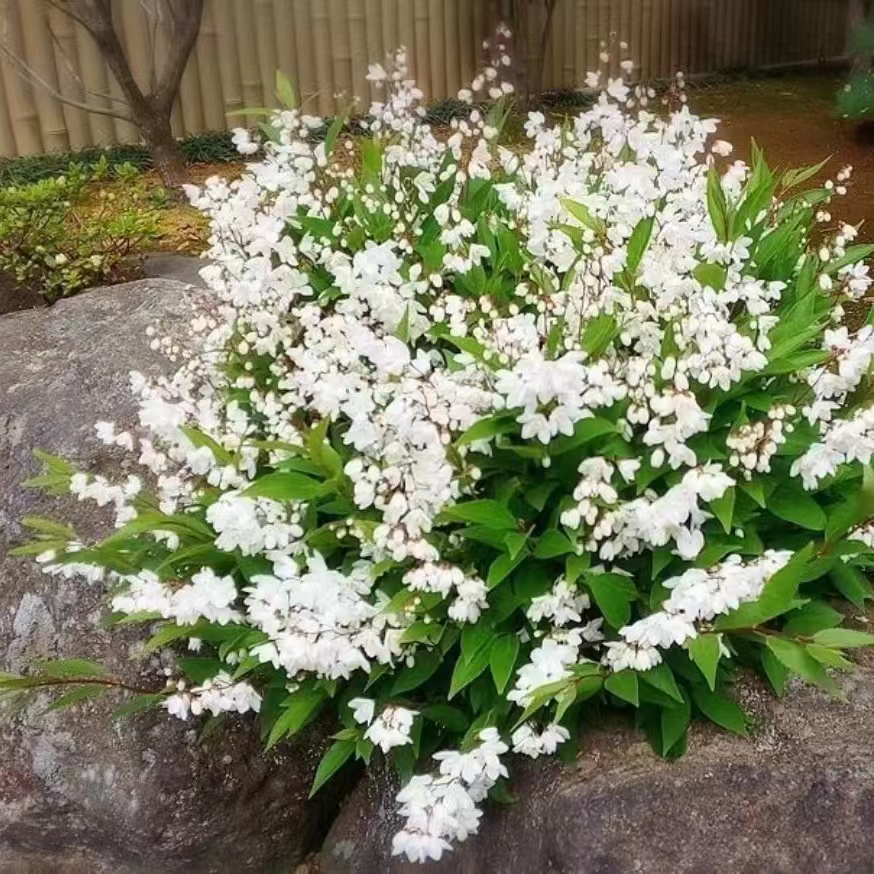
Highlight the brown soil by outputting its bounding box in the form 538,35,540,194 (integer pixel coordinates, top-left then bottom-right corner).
0,270,45,315
691,75,874,229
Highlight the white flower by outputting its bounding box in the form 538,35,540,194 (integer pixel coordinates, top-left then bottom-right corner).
349,697,376,726
365,705,418,753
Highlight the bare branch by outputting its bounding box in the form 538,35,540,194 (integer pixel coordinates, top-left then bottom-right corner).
0,39,132,121
45,20,130,108
151,0,203,113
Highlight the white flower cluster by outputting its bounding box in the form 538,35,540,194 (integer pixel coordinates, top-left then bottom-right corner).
29,32,874,868
392,728,509,863
164,671,262,720
604,550,792,671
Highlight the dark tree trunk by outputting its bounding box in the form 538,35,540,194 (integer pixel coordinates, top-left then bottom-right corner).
140,112,187,188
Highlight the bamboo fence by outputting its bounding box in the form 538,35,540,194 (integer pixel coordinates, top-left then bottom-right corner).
0,0,854,158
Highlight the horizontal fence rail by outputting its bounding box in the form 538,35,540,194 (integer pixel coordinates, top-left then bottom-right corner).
0,0,853,158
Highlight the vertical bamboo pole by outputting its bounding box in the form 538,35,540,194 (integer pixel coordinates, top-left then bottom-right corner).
46,3,90,149
471,0,485,71
176,30,205,133
546,0,561,90
348,0,369,105
459,0,475,85
328,0,352,108
413,0,431,96
651,0,664,79
18,0,68,151
310,0,334,116
193,3,224,131
677,0,692,73
213,0,244,123
70,7,116,146
608,0,620,77
427,0,443,100
561,0,575,87
0,0,41,154
253,0,279,110
573,0,585,84
365,0,384,103
233,0,265,122
0,71,15,156
443,0,460,97
596,0,609,71
381,0,398,57
639,0,652,80
291,0,316,111
272,0,297,97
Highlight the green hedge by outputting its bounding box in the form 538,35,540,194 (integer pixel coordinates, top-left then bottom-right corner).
0,131,238,187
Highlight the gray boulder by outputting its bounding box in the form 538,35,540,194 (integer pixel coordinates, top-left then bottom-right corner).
322,656,874,874
0,281,338,873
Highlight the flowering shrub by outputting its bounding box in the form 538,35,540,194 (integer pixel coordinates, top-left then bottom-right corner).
0,159,159,302
10,39,874,864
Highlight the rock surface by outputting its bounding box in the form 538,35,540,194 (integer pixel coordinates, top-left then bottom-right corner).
0,281,337,873
322,658,874,874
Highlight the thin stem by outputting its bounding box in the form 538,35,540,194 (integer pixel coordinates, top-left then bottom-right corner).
25,675,160,696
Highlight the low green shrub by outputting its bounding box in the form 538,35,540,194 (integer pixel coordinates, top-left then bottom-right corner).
0,130,238,187
0,160,160,302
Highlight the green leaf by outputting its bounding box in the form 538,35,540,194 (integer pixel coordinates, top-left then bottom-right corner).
765,636,839,694
806,643,853,669
449,647,491,698
275,70,297,107
811,628,874,648
244,472,328,502
604,670,639,706
768,483,825,530
560,197,605,234
487,550,526,588
586,573,637,629
391,649,442,695
709,488,735,535
707,166,730,241
687,634,721,691
113,693,164,719
456,413,518,446
34,658,108,679
780,156,829,190
693,262,727,290
44,685,107,712
533,529,575,559
267,689,326,748
179,425,234,465
581,314,619,358
548,416,616,455
439,500,517,530
691,686,747,734
740,479,767,508
400,622,444,646
422,703,468,733
310,739,355,797
461,622,494,660
761,646,789,695
782,601,844,635
660,690,691,756
322,111,348,159
626,215,655,275
489,634,520,694
830,564,874,608
21,515,76,539
639,662,683,703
